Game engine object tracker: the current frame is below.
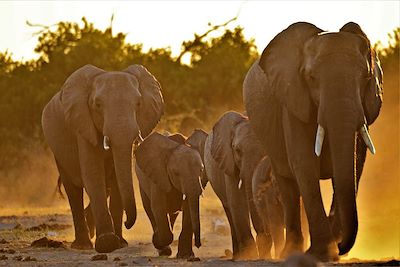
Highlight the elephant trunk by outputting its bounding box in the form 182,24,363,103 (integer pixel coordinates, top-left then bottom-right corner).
324,103,359,256
112,143,137,229
188,196,201,248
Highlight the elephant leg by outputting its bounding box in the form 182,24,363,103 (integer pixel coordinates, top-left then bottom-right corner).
282,108,338,261
109,177,127,247
274,173,303,258
84,203,95,239
60,174,92,250
150,185,173,255
77,137,121,253
223,206,239,258
266,198,285,258
225,175,258,260
244,179,271,259
177,199,195,259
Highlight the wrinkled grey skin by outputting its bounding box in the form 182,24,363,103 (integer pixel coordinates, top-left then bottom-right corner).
135,132,203,259
252,156,285,258
42,64,163,253
186,129,209,188
243,22,382,261
203,111,271,260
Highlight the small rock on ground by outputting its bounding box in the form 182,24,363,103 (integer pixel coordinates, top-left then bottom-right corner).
91,254,108,261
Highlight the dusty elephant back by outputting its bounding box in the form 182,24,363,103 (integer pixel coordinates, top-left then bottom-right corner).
243,60,290,176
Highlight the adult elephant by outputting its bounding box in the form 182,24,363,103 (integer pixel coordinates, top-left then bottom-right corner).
252,156,285,258
42,64,163,253
135,132,204,258
204,111,271,259
243,22,382,261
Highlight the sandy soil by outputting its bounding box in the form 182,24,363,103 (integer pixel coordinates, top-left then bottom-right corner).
0,193,398,267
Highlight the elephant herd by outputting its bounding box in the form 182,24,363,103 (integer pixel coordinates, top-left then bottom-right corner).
41,22,383,262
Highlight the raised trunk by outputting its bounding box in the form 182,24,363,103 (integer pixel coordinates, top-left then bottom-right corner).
112,143,137,229
327,115,358,255
188,196,201,248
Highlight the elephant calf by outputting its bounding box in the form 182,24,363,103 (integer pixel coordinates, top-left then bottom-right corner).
252,156,285,258
201,111,277,259
135,132,204,258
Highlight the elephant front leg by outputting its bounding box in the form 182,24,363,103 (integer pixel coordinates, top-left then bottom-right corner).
77,137,121,253
282,109,338,261
150,186,173,256
274,173,304,258
225,175,258,260
177,199,195,259
61,174,93,250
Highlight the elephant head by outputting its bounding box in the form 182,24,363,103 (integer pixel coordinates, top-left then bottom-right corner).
61,64,163,229
256,22,383,255
135,132,204,248
211,111,265,185
186,129,209,187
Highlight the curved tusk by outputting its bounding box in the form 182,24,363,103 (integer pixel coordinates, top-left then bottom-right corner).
183,194,186,200
138,130,144,143
238,179,243,189
359,124,376,155
315,124,325,157
103,136,110,150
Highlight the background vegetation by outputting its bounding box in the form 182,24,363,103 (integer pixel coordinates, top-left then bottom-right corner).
0,17,398,183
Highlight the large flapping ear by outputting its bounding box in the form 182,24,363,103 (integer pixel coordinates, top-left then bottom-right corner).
123,65,164,137
61,64,105,146
186,129,208,159
211,111,246,177
340,22,383,125
259,22,323,123
135,132,180,193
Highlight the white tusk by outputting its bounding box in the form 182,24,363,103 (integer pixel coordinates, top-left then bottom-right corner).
315,124,325,156
359,124,376,155
138,130,144,142
238,179,242,189
183,194,186,200
103,136,110,150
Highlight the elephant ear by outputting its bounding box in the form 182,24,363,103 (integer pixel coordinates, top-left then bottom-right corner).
123,65,164,137
61,64,105,146
340,22,383,125
186,129,208,159
135,132,179,193
211,111,246,177
168,133,186,144
259,22,323,123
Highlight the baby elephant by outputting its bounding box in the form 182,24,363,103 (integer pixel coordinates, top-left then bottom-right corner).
135,132,204,258
252,156,285,258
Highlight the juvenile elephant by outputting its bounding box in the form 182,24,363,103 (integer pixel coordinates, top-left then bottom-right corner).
203,111,271,259
252,156,285,258
42,64,163,252
135,132,204,258
243,22,382,261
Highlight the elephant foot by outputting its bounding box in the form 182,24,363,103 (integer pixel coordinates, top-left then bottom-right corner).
95,233,122,253
306,241,339,262
158,246,172,256
256,233,272,259
71,238,93,250
176,249,194,259
279,239,304,259
234,242,258,260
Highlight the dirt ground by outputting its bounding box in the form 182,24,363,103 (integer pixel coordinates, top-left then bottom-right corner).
0,188,398,267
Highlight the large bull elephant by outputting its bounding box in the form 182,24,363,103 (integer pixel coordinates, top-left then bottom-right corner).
135,132,204,259
243,22,383,261
42,64,163,253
